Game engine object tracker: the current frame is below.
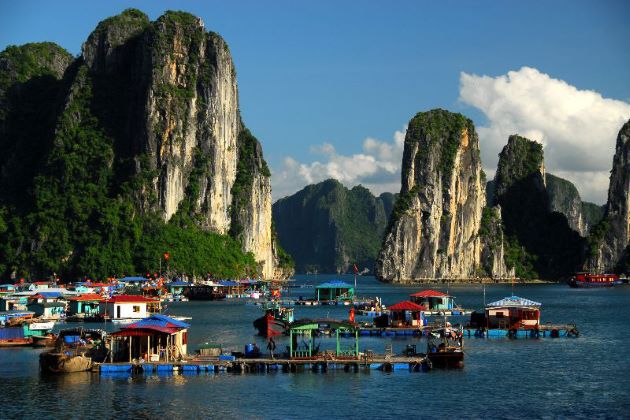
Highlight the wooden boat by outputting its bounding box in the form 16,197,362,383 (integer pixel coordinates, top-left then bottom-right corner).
568,273,621,288
253,301,294,337
1,314,54,347
32,333,57,347
39,328,107,374
425,329,464,369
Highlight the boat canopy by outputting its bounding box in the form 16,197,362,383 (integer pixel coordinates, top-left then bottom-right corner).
289,318,356,332
218,280,240,287
486,296,541,308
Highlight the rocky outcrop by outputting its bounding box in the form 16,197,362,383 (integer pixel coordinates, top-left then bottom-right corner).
587,120,630,272
0,9,277,278
494,135,584,279
546,174,587,236
82,10,275,277
376,109,485,282
273,179,392,274
479,206,514,279
0,43,73,198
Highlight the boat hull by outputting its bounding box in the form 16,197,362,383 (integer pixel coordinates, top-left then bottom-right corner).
39,352,93,373
32,334,57,347
569,280,615,288
427,351,464,368
253,314,287,337
0,337,33,347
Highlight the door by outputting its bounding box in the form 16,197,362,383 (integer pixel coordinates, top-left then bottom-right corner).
116,305,121,319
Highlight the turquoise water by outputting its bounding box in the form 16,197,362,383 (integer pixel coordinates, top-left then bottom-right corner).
2,275,629,419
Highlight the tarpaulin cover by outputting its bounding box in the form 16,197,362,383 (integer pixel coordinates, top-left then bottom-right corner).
0,327,25,339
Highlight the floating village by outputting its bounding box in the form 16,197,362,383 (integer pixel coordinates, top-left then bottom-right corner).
0,271,610,376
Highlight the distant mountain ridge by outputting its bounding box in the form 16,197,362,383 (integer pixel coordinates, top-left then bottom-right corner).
272,179,396,274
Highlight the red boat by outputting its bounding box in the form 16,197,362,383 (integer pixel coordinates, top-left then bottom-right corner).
569,273,621,288
253,302,294,337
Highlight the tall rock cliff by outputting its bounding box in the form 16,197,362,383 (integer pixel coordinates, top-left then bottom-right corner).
587,120,630,272
0,43,73,203
273,179,392,273
376,109,485,282
0,10,278,279
479,206,514,279
546,174,588,236
494,135,584,279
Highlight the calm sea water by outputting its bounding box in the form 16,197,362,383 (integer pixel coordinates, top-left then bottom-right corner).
2,275,629,419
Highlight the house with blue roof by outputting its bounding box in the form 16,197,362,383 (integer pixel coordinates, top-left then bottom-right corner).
315,280,355,302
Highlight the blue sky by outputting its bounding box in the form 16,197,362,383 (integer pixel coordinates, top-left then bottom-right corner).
1,0,629,203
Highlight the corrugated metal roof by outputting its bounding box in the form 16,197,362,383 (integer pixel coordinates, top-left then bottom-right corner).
316,280,354,289
487,296,541,307
409,290,450,297
124,314,189,329
105,295,158,303
388,301,426,311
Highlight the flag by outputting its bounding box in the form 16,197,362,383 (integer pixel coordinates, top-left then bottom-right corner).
164,252,170,261
353,264,359,274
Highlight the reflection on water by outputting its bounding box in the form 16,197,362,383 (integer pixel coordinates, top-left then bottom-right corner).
2,275,630,418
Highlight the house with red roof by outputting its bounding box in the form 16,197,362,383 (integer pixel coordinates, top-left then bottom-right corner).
109,314,190,363
409,290,454,310
385,301,427,328
99,295,159,321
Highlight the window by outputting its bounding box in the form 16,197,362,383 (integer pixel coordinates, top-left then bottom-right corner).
133,305,140,313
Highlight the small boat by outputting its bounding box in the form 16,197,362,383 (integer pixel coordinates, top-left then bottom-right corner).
39,328,107,374
1,313,55,347
32,333,57,347
253,301,294,337
568,273,621,288
425,328,464,369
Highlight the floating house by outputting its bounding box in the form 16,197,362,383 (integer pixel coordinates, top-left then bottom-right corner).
484,296,541,330
315,281,355,302
409,290,454,310
166,280,191,297
385,301,426,328
288,319,359,359
99,295,159,321
26,294,66,319
0,284,17,297
108,314,190,362
67,294,104,317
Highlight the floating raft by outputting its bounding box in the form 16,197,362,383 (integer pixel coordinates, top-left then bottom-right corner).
96,355,428,375
463,324,579,338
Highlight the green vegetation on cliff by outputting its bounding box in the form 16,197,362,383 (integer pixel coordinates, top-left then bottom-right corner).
0,11,264,281
494,135,585,279
273,179,393,273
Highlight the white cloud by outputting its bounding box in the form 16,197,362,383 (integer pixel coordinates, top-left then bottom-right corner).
459,66,630,204
272,129,405,201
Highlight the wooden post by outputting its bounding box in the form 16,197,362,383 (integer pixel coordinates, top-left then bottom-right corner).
289,329,293,357
336,329,340,356
355,330,359,358
308,331,312,357
129,336,132,362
